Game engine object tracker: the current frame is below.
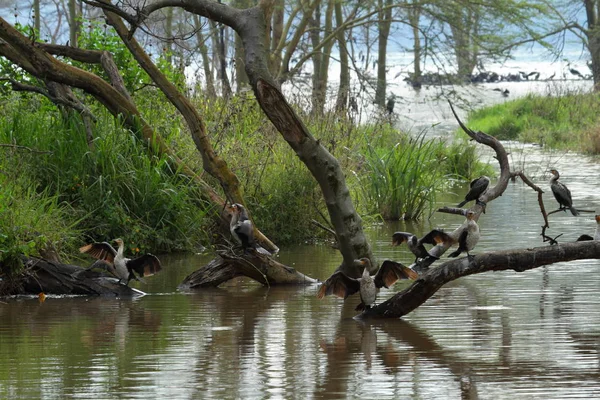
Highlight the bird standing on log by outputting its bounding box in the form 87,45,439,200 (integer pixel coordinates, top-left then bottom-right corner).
392,229,454,263
317,258,418,311
549,169,579,216
230,203,270,255
457,176,490,208
448,210,480,258
79,239,162,285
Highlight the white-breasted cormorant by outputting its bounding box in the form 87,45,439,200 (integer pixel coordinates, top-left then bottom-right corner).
230,203,270,254
457,176,490,208
392,229,454,263
549,169,579,216
79,239,162,285
317,258,418,311
448,210,480,258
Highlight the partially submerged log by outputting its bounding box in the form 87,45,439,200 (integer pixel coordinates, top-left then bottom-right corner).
0,257,143,297
179,251,318,290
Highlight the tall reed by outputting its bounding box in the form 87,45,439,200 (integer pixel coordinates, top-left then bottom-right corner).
352,133,448,220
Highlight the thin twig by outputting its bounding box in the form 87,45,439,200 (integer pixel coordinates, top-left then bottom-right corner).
0,143,52,154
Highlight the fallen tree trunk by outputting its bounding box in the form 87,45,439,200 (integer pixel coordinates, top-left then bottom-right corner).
0,257,142,297
179,252,318,290
362,240,600,318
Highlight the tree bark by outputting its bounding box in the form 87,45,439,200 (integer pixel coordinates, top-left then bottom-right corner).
584,0,600,91
192,15,217,98
374,0,392,107
334,0,350,113
408,2,422,87
68,0,79,47
179,252,318,290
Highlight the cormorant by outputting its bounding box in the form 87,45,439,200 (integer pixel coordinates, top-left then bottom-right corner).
386,96,395,114
317,258,418,311
577,214,600,241
392,229,454,263
457,176,490,208
79,239,162,285
548,169,579,216
448,210,480,258
569,67,584,79
230,203,270,254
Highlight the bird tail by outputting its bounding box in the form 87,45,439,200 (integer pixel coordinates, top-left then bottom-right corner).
457,200,468,208
570,207,579,216
448,249,461,258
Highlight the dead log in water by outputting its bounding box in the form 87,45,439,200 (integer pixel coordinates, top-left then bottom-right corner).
179,251,318,290
0,257,141,297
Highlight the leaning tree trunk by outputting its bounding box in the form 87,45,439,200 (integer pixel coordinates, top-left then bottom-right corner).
101,1,374,276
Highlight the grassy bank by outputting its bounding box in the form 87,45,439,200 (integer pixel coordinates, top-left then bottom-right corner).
465,91,600,153
0,91,491,272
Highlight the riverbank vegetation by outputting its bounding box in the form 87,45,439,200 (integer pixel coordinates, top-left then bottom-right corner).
465,91,600,154
0,89,489,273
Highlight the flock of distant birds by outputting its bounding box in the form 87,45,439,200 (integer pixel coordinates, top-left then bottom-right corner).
316,169,600,312
388,66,592,110
75,169,598,311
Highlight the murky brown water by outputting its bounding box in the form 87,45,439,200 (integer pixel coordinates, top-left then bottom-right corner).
2,144,600,399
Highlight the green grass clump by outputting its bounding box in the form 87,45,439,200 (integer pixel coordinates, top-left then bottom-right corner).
0,97,209,255
351,133,446,220
0,175,81,275
466,91,600,153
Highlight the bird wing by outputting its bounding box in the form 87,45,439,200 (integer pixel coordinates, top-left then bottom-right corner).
419,229,455,246
79,242,117,263
448,230,469,257
234,220,255,245
374,260,418,289
391,232,412,246
317,271,361,299
126,254,162,277
553,182,573,204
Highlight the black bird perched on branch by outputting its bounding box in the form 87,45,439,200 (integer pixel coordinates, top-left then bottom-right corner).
392,229,454,263
317,258,418,311
386,95,395,114
230,203,270,254
569,67,584,79
448,210,480,258
457,176,490,208
79,239,162,285
577,214,600,241
548,169,579,216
